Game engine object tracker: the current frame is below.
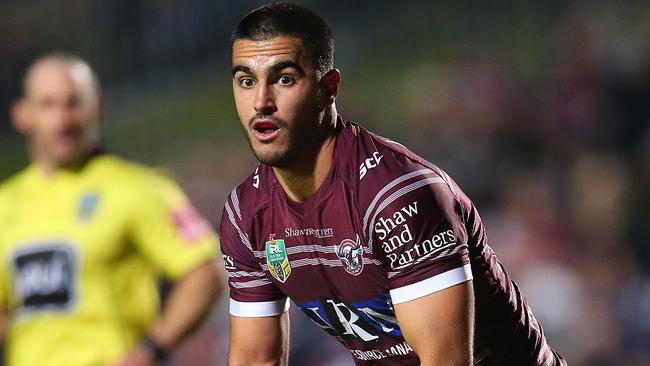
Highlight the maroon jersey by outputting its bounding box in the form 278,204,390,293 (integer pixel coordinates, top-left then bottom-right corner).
220,118,567,365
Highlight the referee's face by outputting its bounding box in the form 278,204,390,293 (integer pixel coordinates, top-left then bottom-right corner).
232,35,326,168
15,61,101,168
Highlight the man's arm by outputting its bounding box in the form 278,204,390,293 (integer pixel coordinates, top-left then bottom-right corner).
116,260,223,366
0,307,8,344
394,281,474,366
229,312,290,366
149,259,223,348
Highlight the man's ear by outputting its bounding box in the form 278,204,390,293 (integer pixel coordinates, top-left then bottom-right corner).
320,69,341,107
10,99,30,135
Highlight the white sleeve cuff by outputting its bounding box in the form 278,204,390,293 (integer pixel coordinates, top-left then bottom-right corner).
389,264,473,304
229,298,290,317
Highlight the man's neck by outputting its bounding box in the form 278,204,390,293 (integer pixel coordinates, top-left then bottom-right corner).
32,147,99,177
273,112,338,202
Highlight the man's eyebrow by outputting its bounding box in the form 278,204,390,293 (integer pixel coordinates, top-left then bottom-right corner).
268,61,305,76
232,65,252,76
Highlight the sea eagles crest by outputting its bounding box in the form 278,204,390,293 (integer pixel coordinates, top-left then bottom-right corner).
335,235,364,276
265,234,291,283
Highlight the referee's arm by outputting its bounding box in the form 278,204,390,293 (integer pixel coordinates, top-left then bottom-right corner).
0,307,8,344
148,259,223,350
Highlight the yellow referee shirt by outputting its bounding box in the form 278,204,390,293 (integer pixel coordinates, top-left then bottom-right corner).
0,154,219,366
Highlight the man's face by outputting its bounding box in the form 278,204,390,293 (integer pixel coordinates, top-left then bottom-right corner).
232,35,324,167
18,61,100,167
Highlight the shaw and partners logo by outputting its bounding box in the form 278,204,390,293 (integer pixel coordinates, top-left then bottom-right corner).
335,235,364,276
374,201,457,269
284,226,334,239
265,234,291,283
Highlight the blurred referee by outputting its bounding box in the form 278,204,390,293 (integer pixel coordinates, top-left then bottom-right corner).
0,53,223,366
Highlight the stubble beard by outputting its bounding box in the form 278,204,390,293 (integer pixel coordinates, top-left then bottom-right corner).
245,107,327,169
40,120,100,168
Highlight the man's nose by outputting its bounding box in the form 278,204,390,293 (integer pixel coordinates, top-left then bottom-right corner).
254,84,277,115
53,104,76,127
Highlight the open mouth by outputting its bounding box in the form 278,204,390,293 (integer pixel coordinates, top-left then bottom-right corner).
252,119,281,141
56,129,83,145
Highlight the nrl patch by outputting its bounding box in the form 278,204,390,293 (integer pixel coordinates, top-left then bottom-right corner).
78,191,100,222
336,235,364,276
265,234,291,283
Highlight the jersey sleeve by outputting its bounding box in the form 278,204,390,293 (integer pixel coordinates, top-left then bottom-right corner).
220,191,288,317
366,170,472,304
128,173,219,279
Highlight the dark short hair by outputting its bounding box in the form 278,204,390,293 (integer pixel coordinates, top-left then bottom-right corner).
231,2,335,73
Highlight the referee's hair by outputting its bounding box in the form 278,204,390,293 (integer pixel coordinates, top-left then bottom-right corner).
231,2,335,74
21,52,101,102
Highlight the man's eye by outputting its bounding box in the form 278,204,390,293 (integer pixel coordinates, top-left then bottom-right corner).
239,78,256,88
278,75,295,86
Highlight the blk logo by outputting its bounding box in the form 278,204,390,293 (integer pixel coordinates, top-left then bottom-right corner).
297,295,401,344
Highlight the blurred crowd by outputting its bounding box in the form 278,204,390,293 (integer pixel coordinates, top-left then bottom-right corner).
402,11,650,366
1,1,649,365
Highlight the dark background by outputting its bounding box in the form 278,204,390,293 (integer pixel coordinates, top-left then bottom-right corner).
1,1,649,365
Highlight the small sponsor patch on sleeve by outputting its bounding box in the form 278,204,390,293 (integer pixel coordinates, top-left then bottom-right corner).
171,204,214,243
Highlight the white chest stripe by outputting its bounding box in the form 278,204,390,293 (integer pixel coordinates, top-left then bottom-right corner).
259,257,383,271
227,270,266,278
229,188,242,221
225,200,252,251
230,278,273,289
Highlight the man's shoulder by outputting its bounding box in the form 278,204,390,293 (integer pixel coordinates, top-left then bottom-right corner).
0,167,26,189
91,154,179,191
92,154,162,180
88,155,192,213
221,164,273,229
0,166,36,205
345,122,453,204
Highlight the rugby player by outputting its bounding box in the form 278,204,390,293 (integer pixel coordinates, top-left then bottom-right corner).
220,3,568,365
0,54,223,366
